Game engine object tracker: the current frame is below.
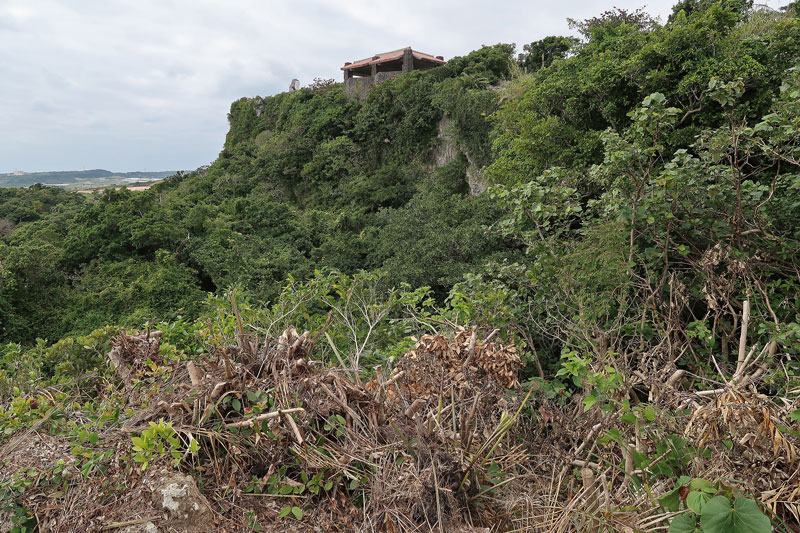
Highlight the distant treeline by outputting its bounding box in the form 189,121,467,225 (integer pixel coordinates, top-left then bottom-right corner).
0,169,177,188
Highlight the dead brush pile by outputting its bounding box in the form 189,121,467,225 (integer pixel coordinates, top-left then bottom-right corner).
496,303,800,532
504,365,800,532
4,305,800,532
685,388,800,524
1,326,532,532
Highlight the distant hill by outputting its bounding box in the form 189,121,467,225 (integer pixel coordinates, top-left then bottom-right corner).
0,169,177,189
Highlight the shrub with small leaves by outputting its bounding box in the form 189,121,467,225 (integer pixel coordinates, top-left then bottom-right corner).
131,419,198,471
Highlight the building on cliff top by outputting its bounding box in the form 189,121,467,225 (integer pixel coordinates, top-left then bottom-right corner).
342,47,445,99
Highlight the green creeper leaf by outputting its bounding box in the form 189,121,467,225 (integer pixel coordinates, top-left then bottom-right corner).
231,398,242,412
788,408,800,423
247,391,259,403
669,513,700,533
278,506,291,518
620,412,637,424
689,478,716,494
291,507,303,519
686,490,713,514
583,394,598,411
701,496,771,533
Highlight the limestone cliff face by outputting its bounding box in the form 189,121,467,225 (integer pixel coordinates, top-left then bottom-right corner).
433,116,459,167
465,159,487,196
433,115,488,196
252,97,267,117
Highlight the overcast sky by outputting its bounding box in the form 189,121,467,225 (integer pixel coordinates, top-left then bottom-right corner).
0,0,791,173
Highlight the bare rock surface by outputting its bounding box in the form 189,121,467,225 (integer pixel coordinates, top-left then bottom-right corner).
144,469,215,532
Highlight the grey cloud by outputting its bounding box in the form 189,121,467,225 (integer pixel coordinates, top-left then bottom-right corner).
30,99,63,113
0,17,21,32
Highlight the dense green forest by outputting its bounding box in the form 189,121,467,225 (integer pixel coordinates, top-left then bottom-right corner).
3,1,800,531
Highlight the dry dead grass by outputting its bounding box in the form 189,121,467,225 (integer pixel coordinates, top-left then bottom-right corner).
3,317,800,532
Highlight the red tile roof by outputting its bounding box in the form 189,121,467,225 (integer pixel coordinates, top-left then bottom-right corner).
342,47,445,71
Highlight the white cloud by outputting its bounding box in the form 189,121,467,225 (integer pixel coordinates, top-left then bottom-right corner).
0,0,792,173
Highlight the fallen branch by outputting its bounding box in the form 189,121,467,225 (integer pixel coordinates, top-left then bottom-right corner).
225,407,305,429
283,410,304,445
101,517,161,530
736,299,750,373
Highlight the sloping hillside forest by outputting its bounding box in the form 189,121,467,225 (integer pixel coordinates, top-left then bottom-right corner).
3,1,800,531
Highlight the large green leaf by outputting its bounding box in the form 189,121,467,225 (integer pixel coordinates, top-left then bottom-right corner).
686,490,713,514
668,512,700,533
685,478,718,513
689,478,717,493
701,496,771,533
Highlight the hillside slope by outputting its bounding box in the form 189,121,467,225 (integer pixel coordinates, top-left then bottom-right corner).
3,2,800,531
0,44,518,343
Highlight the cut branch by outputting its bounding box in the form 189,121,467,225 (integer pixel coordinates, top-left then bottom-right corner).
225,407,305,429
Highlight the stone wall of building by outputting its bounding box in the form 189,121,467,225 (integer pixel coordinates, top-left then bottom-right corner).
343,77,372,101
374,71,402,84
343,71,403,101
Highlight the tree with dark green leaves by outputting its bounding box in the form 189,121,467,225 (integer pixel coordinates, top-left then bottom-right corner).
517,36,579,72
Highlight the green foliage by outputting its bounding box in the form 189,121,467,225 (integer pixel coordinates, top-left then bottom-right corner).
434,79,498,167
243,269,434,372
664,478,771,532
69,427,112,478
484,48,800,375
700,496,771,532
439,44,516,85
131,419,197,471
278,505,304,519
517,36,578,73
378,176,514,296
0,469,38,533
0,326,118,401
324,414,347,438
569,7,660,37
489,0,800,184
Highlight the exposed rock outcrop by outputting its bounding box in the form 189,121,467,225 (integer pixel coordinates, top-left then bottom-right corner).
434,115,488,196
144,469,215,532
